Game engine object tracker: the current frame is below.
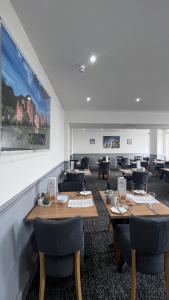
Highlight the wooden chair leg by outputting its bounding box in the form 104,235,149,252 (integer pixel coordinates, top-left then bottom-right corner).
164,250,169,299
39,252,45,300
131,249,136,300
108,219,112,231
75,250,82,300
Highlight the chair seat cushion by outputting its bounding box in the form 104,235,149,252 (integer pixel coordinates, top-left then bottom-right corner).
116,224,164,274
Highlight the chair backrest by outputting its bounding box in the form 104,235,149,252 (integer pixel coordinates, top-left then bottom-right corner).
165,161,169,167
141,161,148,169
100,161,110,171
130,216,169,255
66,173,84,183
34,216,84,256
81,157,89,169
131,162,137,168
143,157,149,162
58,181,84,192
122,157,130,165
134,156,141,161
132,171,149,185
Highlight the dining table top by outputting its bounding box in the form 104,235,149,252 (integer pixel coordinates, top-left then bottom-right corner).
25,191,98,222
64,169,92,176
99,191,169,219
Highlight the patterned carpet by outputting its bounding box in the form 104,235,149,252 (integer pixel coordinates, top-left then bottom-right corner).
26,170,169,300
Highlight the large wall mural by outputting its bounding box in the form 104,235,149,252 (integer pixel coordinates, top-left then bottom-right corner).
1,22,50,151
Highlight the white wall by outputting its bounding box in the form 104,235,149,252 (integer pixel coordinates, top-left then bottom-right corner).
73,128,150,154
65,110,169,125
0,0,64,206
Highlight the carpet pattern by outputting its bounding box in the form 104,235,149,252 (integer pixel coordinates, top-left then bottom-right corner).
26,170,169,300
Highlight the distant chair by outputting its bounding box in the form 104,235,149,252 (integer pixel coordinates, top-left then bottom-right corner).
122,157,130,168
141,161,148,169
117,156,123,167
99,161,110,180
116,216,169,300
143,157,149,162
81,157,89,169
58,181,85,192
66,173,85,183
134,156,141,161
130,162,137,168
34,216,84,300
165,161,169,168
132,171,149,191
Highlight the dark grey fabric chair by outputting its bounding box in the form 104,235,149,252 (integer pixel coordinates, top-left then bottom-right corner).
99,161,110,180
122,157,130,168
141,161,148,169
132,171,149,191
58,181,84,192
116,216,169,300
34,217,84,300
81,157,89,169
66,173,85,183
117,156,123,167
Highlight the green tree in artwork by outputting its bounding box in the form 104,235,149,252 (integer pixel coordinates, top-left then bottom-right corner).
22,112,30,126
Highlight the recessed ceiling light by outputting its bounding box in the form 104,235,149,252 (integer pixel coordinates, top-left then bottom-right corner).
86,97,91,102
90,54,97,64
136,98,141,102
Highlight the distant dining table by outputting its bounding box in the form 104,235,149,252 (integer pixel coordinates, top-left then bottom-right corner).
120,168,137,176
25,191,98,222
64,169,92,176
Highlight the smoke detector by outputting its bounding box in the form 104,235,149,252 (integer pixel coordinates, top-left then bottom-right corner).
78,64,86,73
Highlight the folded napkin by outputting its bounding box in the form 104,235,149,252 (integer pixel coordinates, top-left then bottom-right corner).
110,206,128,214
133,190,146,195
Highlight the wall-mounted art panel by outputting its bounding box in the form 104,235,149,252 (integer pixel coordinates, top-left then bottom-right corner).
1,22,50,151
103,136,120,148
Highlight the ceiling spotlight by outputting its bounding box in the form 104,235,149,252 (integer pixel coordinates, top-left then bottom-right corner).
78,64,86,73
136,98,141,102
90,54,97,64
86,97,91,102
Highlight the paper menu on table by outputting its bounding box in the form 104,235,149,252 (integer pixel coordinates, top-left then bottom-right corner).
68,198,93,208
131,195,159,204
118,177,126,195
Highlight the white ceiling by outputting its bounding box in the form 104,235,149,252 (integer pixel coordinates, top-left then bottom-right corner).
11,0,169,111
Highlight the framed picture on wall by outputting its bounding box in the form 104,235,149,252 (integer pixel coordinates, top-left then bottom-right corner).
103,136,120,148
90,138,95,144
127,139,132,145
0,21,51,151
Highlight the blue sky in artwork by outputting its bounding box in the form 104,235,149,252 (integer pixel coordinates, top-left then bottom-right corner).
1,25,50,121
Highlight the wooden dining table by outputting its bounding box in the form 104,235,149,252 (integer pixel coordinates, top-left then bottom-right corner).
25,191,98,222
99,190,169,260
99,190,169,219
64,169,92,176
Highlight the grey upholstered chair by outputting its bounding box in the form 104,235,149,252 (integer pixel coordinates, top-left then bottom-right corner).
99,161,110,180
116,216,169,300
34,216,84,300
58,181,84,192
66,173,85,183
81,157,89,169
132,171,149,191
